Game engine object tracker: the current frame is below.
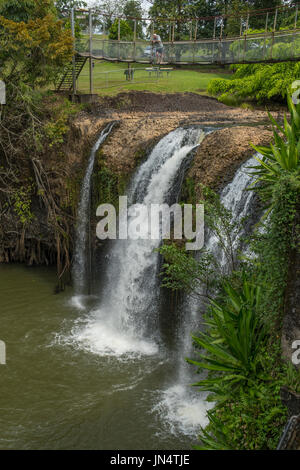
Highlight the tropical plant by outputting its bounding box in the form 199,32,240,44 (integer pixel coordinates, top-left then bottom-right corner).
188,278,266,394
194,410,234,450
249,95,300,204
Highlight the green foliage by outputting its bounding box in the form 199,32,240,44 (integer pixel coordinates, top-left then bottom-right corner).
55,0,87,18
13,183,35,224
44,98,78,148
189,96,300,450
192,276,292,450
157,95,300,450
123,0,144,39
0,0,56,22
159,243,217,298
93,161,128,211
200,185,242,272
189,279,266,392
194,409,234,450
249,173,299,327
0,1,73,88
109,18,133,40
159,184,245,299
208,62,300,103
249,96,300,206
180,176,197,205
198,376,287,450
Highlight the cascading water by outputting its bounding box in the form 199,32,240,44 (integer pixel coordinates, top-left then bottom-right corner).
72,127,204,357
156,157,259,436
70,125,259,439
72,122,115,301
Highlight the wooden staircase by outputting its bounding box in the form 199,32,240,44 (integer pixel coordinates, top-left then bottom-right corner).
56,54,87,92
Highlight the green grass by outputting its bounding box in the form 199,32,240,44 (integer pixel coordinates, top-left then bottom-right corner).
77,60,232,96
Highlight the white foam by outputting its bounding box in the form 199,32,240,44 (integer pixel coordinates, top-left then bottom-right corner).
68,309,159,359
69,295,87,310
154,384,213,437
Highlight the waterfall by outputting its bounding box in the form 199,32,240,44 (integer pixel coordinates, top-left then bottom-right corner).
72,127,204,357
70,125,259,438
156,157,258,436
72,122,115,300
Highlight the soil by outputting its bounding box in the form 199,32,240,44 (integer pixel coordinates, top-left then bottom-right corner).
77,91,278,177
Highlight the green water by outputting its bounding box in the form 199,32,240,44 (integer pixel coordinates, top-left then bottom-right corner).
0,264,204,450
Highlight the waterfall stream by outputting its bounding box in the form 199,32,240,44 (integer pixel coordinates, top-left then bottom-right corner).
73,127,205,356
72,122,115,300
70,127,258,438
156,157,258,436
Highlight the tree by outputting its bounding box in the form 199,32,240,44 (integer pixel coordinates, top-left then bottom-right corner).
0,1,76,282
0,0,56,22
108,18,133,40
55,1,87,19
91,0,127,31
0,1,73,87
149,1,191,41
148,1,285,39
123,0,145,39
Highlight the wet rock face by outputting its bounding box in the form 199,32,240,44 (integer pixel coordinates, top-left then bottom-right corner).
281,387,300,418
186,126,273,197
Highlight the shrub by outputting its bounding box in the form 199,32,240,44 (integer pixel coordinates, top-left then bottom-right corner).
208,62,300,103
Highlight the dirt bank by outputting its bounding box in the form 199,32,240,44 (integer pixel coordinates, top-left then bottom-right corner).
186,126,273,196
84,92,276,177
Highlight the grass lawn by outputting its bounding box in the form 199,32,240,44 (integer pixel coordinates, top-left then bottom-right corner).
77,60,232,96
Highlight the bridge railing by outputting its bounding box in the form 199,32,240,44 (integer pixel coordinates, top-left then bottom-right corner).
77,29,300,64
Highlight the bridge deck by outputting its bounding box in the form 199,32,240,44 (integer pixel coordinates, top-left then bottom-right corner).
76,29,300,65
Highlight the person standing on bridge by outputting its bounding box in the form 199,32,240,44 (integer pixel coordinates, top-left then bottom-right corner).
152,33,164,65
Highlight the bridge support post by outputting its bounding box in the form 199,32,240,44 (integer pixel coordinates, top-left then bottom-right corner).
273,8,278,31
219,22,224,64
118,18,121,60
89,9,93,95
243,30,247,62
71,8,76,98
133,19,137,61
212,18,216,63
265,12,269,32
294,6,299,59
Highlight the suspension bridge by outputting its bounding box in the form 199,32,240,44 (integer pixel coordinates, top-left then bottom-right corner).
57,3,300,93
